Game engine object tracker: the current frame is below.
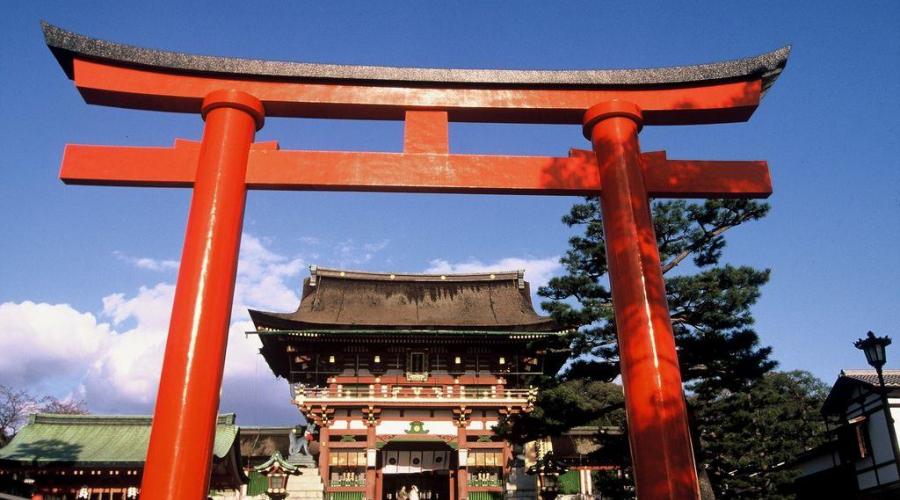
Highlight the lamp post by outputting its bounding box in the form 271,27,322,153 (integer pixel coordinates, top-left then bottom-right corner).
854,331,900,476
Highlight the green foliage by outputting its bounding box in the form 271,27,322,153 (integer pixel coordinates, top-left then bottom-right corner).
497,198,829,497
501,198,775,441
495,380,625,443
692,371,829,498
592,469,635,500
538,198,774,394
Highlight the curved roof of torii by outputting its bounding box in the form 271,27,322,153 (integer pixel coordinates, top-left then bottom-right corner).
42,22,789,93
249,267,563,332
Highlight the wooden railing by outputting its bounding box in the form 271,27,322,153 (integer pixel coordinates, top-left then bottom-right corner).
291,384,536,404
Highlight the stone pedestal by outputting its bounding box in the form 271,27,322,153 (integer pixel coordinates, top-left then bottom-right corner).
285,468,324,499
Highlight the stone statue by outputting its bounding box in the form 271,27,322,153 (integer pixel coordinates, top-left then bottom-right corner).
287,420,316,466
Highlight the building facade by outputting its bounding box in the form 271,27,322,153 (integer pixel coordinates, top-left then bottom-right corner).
250,267,569,500
0,414,245,500
793,369,900,499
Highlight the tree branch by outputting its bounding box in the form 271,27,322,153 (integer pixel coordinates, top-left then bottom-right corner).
661,223,736,274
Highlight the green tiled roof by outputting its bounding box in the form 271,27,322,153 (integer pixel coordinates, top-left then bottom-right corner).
559,470,582,494
0,413,239,466
246,470,268,496
469,493,501,500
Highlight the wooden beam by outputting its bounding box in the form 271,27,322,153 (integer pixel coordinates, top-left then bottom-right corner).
61,142,771,198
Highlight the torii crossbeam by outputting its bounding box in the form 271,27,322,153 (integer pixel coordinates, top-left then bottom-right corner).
43,22,788,500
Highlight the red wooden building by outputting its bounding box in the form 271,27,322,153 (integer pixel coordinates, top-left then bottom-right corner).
250,267,569,500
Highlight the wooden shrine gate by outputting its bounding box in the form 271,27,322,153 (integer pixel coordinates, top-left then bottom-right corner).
42,22,788,499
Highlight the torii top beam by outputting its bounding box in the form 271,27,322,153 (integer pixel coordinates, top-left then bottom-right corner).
43,22,788,125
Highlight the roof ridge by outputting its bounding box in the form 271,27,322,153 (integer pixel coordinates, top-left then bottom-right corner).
310,265,524,282
841,368,900,375
30,412,237,425
254,328,568,336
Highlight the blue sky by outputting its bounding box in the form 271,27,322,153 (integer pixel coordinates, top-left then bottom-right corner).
1,1,898,424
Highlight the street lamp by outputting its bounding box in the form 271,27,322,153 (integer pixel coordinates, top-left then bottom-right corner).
855,331,891,375
854,330,899,475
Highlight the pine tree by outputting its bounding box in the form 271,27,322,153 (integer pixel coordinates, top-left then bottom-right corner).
538,198,775,395
497,197,793,496
691,371,829,498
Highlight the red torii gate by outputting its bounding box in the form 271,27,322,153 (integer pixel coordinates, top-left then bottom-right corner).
43,22,788,499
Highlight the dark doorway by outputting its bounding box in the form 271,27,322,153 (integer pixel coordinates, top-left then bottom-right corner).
383,471,450,500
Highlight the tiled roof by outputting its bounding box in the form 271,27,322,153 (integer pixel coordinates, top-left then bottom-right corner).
839,369,900,388
250,266,561,332
0,413,239,466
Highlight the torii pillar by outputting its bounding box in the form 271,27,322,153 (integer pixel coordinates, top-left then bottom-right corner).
42,22,789,499
585,101,696,496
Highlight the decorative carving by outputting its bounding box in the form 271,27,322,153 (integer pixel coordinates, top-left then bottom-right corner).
404,421,428,434
452,406,472,427
525,386,539,413
308,405,334,428
361,406,382,427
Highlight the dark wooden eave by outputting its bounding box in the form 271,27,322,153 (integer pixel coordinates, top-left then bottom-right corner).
42,22,789,94
249,267,561,332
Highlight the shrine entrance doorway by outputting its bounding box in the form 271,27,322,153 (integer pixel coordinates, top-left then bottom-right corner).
383,471,451,500
381,443,454,500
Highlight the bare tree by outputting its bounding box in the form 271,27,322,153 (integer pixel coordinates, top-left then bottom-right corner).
0,385,34,446
0,385,88,446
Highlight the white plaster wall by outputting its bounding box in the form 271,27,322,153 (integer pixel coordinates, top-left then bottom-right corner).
891,397,900,453
868,410,894,465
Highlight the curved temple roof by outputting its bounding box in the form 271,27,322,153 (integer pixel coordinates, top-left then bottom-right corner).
42,22,789,93
249,267,562,332
0,413,239,466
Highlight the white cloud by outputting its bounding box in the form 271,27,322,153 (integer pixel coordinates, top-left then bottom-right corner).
334,238,390,267
0,302,113,391
0,236,561,424
113,251,179,272
424,256,562,290
101,283,175,331
0,234,308,423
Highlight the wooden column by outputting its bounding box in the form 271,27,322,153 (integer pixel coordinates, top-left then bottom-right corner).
448,466,457,500
375,467,384,500
366,420,377,500
319,423,331,489
457,422,468,500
